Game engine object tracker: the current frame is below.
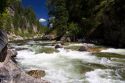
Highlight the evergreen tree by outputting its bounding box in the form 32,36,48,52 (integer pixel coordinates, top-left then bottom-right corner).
47,0,68,37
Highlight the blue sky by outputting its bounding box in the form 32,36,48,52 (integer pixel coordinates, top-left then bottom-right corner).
21,0,49,26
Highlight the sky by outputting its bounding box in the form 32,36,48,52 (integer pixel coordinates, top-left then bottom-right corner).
21,0,49,26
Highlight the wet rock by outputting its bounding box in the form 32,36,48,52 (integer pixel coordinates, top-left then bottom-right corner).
0,49,48,83
0,30,8,52
65,46,80,51
61,36,71,42
117,68,125,79
0,58,48,83
78,46,88,51
55,44,63,49
0,30,8,62
88,47,106,53
11,49,17,57
26,70,46,78
42,35,56,40
0,66,10,83
0,46,8,62
15,47,28,51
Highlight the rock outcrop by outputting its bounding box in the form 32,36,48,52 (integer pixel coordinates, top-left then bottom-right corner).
0,30,8,62
0,30,48,83
0,50,48,83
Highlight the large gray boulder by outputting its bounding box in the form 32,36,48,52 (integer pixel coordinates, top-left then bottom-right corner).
0,50,49,83
0,30,8,62
0,30,8,52
0,30,48,83
78,44,89,51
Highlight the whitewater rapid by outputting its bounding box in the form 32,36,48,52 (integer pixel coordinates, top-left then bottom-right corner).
13,41,125,83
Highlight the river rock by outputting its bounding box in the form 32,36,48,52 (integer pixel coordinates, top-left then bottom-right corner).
78,44,89,51
55,44,63,49
26,70,46,78
11,49,17,57
0,61,48,83
78,46,88,51
61,36,71,42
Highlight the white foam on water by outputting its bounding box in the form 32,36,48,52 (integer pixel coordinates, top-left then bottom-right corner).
100,57,111,64
67,43,95,47
101,48,125,55
17,48,99,83
85,69,125,83
16,42,125,83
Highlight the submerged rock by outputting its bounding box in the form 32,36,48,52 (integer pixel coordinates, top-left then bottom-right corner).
26,70,46,78
117,68,125,79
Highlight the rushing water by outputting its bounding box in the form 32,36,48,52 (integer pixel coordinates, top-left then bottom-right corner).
10,40,125,83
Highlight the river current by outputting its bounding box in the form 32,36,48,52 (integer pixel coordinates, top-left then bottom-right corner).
10,40,125,83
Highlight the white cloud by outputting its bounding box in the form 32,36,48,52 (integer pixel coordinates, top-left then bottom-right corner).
39,18,47,22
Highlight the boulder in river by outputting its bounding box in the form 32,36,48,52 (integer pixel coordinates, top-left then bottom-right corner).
78,46,88,51
26,70,46,78
55,44,63,49
78,44,89,51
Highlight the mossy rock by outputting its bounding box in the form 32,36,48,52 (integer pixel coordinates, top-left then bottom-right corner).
36,47,59,54
26,70,45,78
64,46,81,51
88,47,106,53
93,52,125,59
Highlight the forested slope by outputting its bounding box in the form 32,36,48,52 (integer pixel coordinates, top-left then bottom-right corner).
47,0,125,47
0,0,46,38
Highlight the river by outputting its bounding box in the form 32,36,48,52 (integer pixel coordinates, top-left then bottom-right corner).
9,40,125,83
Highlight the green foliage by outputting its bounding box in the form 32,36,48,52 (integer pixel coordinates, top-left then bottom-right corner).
0,10,12,32
47,0,68,36
67,22,79,36
47,0,125,47
0,0,47,38
0,0,7,13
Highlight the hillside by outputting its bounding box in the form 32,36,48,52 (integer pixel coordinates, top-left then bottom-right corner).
0,0,47,40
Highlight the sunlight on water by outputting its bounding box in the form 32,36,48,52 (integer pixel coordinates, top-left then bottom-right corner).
101,48,125,55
